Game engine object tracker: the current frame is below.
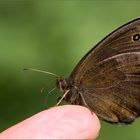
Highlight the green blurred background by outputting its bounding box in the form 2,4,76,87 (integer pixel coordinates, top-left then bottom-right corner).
0,0,140,140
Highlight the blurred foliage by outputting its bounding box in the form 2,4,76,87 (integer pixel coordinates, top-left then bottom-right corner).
0,0,140,140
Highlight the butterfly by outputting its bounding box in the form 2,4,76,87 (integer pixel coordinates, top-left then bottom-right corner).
24,18,140,124
56,18,140,124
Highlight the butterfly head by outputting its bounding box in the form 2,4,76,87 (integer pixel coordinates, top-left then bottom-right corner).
56,77,70,93
56,77,84,105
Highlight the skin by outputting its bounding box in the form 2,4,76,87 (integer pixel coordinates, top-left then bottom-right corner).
0,105,100,139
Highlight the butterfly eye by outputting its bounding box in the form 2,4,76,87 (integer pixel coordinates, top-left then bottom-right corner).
133,34,140,41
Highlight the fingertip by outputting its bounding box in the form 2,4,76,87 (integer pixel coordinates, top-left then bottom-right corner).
0,105,100,139
45,105,100,139
58,105,100,139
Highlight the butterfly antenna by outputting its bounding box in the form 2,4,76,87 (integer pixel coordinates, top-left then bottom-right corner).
22,68,60,78
56,90,69,106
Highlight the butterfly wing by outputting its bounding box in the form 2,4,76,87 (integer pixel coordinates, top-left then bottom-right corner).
69,18,140,123
81,53,140,123
70,18,140,83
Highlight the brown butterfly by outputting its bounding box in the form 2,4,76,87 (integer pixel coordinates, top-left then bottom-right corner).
56,18,140,124
24,18,140,124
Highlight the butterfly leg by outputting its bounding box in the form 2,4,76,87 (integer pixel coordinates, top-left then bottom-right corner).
57,96,62,105
79,92,93,114
56,90,70,106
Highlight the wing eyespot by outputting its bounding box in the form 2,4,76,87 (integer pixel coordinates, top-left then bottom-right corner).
132,34,140,41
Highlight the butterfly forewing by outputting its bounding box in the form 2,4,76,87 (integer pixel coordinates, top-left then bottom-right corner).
70,18,140,84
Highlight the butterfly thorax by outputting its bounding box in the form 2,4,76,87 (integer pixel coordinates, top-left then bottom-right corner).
56,77,84,105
